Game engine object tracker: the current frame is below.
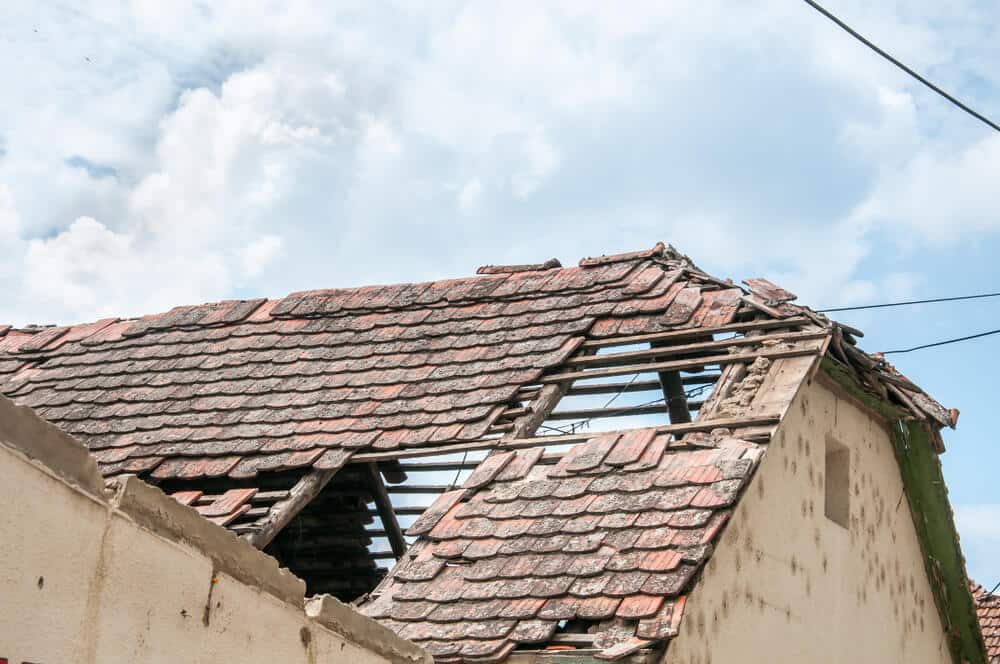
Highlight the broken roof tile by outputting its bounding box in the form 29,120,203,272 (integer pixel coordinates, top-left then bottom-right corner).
406,489,466,535
463,451,515,489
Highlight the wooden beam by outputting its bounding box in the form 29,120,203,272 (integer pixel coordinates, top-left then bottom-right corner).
396,460,482,473
546,401,704,421
659,367,692,423
580,316,813,349
365,463,408,560
506,382,569,439
567,376,718,397
540,346,822,384
393,506,428,516
244,466,344,550
194,489,290,506
652,339,692,425
498,406,529,419
386,484,455,494
351,414,780,462
570,329,828,369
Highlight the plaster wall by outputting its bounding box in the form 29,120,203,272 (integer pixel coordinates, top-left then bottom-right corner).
0,396,430,664
663,375,951,664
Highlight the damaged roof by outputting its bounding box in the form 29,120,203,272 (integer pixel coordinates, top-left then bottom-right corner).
0,243,951,478
0,242,962,661
974,583,1000,663
361,432,759,661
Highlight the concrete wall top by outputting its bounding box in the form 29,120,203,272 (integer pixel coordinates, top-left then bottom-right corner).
0,394,430,664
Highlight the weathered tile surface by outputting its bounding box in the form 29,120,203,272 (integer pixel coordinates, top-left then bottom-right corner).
0,243,959,662
0,253,712,481
973,583,1000,662
360,432,762,661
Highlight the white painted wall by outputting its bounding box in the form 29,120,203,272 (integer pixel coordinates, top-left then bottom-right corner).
663,375,951,664
0,396,429,664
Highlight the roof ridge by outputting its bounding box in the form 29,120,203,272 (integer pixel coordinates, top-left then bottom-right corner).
4,244,685,342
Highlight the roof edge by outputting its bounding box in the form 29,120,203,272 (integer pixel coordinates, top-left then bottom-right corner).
0,394,106,497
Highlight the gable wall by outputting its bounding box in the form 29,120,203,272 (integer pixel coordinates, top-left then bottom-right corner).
662,374,951,664
0,396,429,664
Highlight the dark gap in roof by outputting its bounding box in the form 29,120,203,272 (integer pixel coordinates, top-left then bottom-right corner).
266,466,385,602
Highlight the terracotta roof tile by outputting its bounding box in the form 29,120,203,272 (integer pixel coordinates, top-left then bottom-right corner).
973,583,1000,662
3,254,715,483
2,242,958,656
361,431,761,660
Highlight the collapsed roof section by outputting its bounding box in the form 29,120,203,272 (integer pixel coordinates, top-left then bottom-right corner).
0,242,959,660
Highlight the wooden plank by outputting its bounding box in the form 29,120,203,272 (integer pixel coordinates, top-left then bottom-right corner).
748,354,820,419
653,340,691,425
396,460,482,473
386,484,456,494
506,382,569,439
394,506,428,516
244,458,350,549
351,414,780,462
570,329,828,369
541,345,822,384
546,401,704,421
508,651,652,664
366,463,407,560
568,375,718,397
580,316,813,349
659,367,691,423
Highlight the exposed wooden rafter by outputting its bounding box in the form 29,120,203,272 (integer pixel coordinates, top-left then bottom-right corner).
244,461,349,550
579,316,813,349
365,462,407,560
568,329,828,369
351,414,781,462
541,345,823,384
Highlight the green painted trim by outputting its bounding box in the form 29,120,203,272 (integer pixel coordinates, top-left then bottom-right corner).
821,358,986,664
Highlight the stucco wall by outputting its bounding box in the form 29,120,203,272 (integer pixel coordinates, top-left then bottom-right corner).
663,373,951,664
0,396,430,664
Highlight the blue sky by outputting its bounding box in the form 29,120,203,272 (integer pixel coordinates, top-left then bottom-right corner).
1,1,998,585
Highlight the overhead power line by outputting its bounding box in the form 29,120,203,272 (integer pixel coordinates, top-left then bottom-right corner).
883,327,1000,355
800,0,1000,134
819,291,1000,313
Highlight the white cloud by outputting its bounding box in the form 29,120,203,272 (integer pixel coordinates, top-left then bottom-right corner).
0,184,21,243
0,0,997,321
511,132,560,197
239,234,284,278
458,178,482,213
851,134,1000,242
954,504,1000,584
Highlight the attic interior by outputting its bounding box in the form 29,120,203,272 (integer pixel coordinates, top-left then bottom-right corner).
171,308,816,605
